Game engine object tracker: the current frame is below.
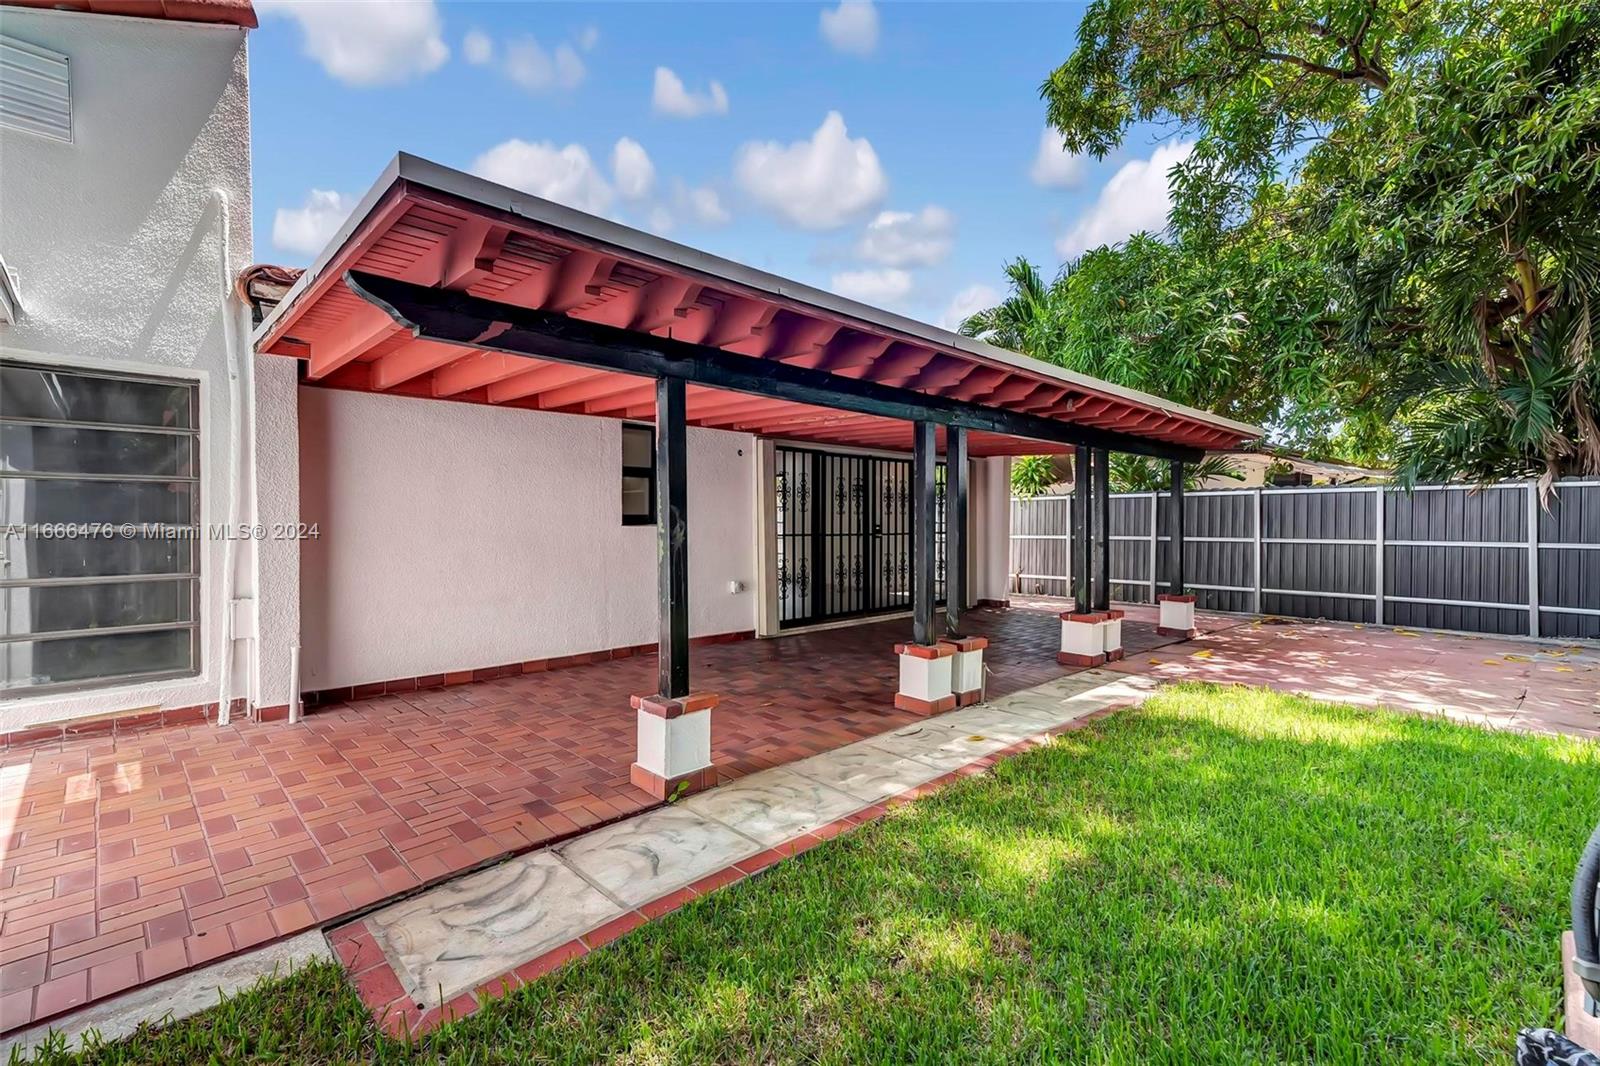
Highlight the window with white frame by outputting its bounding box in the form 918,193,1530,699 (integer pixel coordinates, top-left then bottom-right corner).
0,359,201,694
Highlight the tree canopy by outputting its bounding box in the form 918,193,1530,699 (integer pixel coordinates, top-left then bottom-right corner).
978,0,1600,492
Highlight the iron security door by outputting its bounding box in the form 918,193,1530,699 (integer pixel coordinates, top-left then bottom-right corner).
775,445,945,628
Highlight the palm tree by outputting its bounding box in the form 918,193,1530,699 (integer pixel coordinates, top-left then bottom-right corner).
957,258,1058,351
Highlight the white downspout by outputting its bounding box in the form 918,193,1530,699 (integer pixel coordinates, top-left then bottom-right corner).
213,189,244,726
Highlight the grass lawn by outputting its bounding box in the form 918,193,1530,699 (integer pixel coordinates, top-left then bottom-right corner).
18,682,1599,1064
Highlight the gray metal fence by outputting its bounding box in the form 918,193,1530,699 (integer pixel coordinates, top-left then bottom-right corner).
1010,479,1600,639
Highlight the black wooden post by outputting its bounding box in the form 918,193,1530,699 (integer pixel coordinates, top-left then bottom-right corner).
945,426,968,636
1168,459,1186,595
1093,448,1111,611
1072,446,1091,610
657,375,689,697
912,420,937,646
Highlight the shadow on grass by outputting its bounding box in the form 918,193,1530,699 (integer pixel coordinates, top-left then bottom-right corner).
24,682,1600,1065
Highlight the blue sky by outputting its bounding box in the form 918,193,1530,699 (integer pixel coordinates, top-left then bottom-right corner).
250,0,1187,331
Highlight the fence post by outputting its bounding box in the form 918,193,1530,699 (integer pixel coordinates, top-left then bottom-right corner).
1527,479,1541,638
1373,486,1385,626
1251,488,1263,615
1148,491,1159,604
1064,495,1072,602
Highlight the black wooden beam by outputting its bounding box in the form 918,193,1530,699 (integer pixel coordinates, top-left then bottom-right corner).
657,375,689,697
945,425,968,636
912,420,937,646
1168,459,1187,595
345,272,1205,463
1093,448,1111,611
1072,446,1091,611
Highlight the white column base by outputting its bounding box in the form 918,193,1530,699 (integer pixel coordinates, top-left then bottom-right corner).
1058,612,1107,667
941,637,988,706
895,643,955,714
1157,596,1197,637
1102,610,1124,662
630,693,718,799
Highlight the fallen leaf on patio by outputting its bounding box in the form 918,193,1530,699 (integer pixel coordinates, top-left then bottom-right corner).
1394,629,1420,637
1192,649,1213,659
1148,658,1162,665
1504,654,1530,663
1555,666,1575,673
1482,660,1501,667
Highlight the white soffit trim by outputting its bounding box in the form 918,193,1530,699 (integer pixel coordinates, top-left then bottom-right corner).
0,33,71,143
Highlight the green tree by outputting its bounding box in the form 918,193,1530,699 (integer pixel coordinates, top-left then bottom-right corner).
964,231,1347,461
1040,0,1600,488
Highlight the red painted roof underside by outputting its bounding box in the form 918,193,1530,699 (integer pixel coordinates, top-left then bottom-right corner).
256,181,1257,458
1,0,257,27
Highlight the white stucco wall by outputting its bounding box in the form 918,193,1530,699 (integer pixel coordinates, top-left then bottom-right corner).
0,9,253,730
972,456,1014,604
298,388,758,691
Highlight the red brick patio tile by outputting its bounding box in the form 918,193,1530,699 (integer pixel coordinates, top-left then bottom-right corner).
33,972,88,1020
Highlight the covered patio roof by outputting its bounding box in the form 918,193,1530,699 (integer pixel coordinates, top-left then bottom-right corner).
253,153,1260,459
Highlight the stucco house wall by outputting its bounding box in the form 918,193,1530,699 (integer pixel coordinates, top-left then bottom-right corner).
0,8,256,731
297,388,759,692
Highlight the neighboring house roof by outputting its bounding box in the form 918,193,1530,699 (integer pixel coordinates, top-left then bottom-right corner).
253,153,1262,459
0,0,257,28
237,263,303,324
1215,446,1388,480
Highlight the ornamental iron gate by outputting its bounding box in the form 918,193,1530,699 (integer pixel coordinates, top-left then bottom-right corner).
775,445,946,628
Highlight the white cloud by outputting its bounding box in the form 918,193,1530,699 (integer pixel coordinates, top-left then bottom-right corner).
272,189,357,257
937,283,1000,331
680,183,730,225
577,24,600,51
855,206,954,268
463,28,493,66
1030,127,1085,188
647,205,676,234
611,138,656,201
256,0,447,87
820,0,878,56
471,140,613,216
503,35,586,93
652,67,729,118
734,111,887,230
831,267,912,305
1056,140,1195,258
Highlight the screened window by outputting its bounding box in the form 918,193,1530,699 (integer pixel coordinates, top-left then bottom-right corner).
0,360,201,694
621,423,655,526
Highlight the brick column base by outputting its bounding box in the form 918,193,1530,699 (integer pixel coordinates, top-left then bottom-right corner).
630,692,719,800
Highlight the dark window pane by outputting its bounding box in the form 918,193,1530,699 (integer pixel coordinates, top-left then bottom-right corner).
1,534,193,581
621,424,653,468
0,364,194,428
1,423,194,477
0,475,195,526
622,475,652,519
0,628,194,691
3,578,197,638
